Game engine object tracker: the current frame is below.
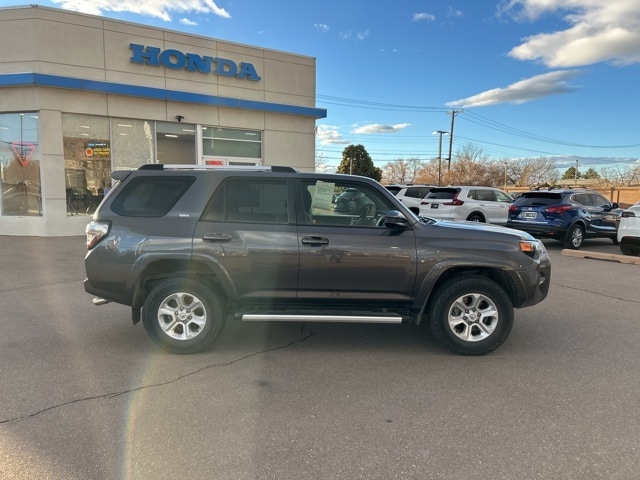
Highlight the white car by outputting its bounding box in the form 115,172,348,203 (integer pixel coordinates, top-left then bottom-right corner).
385,184,435,215
617,201,640,256
419,186,513,225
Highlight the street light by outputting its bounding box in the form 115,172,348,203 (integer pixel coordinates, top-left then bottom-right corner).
433,130,448,186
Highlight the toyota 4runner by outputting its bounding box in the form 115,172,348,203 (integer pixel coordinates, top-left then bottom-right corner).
84,165,551,355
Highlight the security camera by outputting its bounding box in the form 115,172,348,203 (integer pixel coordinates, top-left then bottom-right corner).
175,115,185,122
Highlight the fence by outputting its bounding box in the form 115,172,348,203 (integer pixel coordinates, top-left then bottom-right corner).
505,185,640,208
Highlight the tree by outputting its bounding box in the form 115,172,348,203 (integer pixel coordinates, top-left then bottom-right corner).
583,168,600,179
509,157,559,187
315,150,330,172
336,144,382,181
562,166,580,180
599,164,640,186
414,159,440,185
447,145,500,186
381,158,423,184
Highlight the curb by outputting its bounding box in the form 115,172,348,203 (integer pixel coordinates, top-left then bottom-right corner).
561,249,640,265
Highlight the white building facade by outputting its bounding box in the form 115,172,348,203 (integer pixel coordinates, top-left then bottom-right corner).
0,5,325,236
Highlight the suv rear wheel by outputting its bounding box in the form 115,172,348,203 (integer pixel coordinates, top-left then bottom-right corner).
142,278,226,354
428,275,514,355
563,224,584,249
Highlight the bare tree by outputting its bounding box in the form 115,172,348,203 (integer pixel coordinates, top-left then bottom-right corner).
447,145,501,186
519,157,559,187
414,159,440,185
315,150,330,172
599,164,640,186
381,158,423,184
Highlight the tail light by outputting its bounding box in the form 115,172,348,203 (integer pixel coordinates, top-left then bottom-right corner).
509,204,518,212
86,220,111,249
544,205,572,214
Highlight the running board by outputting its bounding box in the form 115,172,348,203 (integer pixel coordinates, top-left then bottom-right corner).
241,314,403,324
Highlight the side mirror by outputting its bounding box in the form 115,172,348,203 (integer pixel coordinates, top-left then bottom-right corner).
384,210,410,229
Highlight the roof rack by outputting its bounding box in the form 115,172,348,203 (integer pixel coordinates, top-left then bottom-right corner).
138,164,298,173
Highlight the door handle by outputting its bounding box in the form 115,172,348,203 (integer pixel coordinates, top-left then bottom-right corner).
202,233,232,242
301,236,329,246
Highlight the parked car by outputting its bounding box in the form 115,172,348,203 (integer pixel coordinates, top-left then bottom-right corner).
618,201,640,256
418,186,513,225
384,184,434,215
507,188,621,249
334,187,376,215
84,164,551,356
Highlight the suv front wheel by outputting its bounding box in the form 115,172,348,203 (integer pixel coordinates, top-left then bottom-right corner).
142,278,226,354
428,275,514,355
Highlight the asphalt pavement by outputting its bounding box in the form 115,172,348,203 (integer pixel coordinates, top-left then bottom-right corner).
1,235,639,480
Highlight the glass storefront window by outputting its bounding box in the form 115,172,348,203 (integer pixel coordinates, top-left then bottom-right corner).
62,114,111,215
156,122,195,164
0,112,42,216
202,126,262,159
111,118,156,170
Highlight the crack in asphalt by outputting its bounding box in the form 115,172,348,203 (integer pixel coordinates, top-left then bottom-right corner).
552,281,640,304
0,330,315,425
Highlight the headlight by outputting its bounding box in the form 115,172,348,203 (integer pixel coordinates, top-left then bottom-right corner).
519,240,545,259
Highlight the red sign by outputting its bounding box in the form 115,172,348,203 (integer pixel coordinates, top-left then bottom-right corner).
11,141,34,167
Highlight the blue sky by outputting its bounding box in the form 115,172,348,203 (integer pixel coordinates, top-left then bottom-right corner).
4,0,640,173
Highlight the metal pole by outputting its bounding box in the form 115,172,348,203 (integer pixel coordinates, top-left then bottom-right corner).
434,130,447,186
446,109,462,175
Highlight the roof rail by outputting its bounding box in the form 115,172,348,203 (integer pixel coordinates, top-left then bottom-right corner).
137,164,298,172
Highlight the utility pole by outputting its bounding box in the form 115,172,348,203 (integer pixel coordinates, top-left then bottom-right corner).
574,158,578,186
433,130,448,186
446,109,463,176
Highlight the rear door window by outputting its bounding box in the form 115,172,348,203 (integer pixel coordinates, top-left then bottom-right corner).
202,178,290,224
572,193,593,206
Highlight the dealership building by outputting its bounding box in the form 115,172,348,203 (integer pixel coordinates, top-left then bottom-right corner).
0,5,326,236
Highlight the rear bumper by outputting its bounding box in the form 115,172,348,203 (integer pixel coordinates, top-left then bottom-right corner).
507,221,567,239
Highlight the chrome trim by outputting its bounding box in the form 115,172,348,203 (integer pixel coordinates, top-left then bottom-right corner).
241,314,402,324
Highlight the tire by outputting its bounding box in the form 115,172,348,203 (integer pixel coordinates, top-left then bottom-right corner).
563,224,584,249
620,245,639,256
142,278,226,354
428,275,514,356
466,213,484,223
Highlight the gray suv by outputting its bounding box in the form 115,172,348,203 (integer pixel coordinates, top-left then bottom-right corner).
84,165,551,356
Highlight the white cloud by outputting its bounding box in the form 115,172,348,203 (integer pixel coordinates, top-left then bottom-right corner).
314,23,329,32
179,18,197,26
316,125,349,145
352,123,411,134
502,0,640,67
446,70,583,107
52,0,231,21
413,12,436,22
447,7,463,18
339,29,370,41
